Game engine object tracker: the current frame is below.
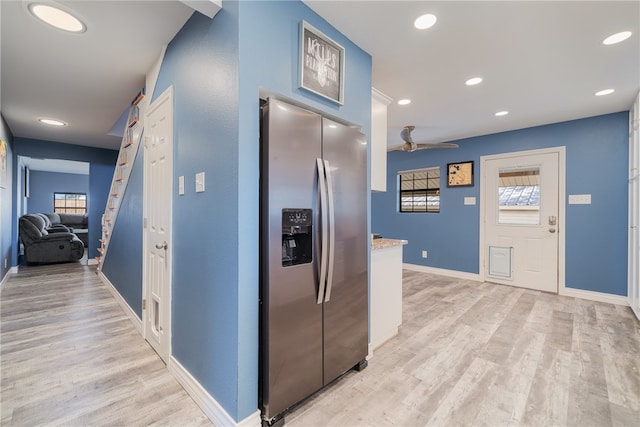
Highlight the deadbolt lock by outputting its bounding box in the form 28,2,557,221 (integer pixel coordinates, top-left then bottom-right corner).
548,216,557,226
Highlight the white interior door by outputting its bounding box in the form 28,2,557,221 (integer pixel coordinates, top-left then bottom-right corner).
482,149,560,293
143,86,173,362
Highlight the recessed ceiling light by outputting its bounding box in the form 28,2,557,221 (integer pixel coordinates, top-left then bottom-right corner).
465,77,483,86
39,118,67,126
603,31,632,45
495,111,509,117
398,99,411,105
414,14,437,30
595,89,615,96
28,3,86,33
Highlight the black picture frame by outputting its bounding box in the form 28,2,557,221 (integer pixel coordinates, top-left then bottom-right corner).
447,161,474,187
299,21,345,105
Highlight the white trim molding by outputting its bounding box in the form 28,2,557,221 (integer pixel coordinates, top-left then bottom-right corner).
179,0,221,18
237,410,261,427
0,266,18,287
404,263,628,307
97,271,143,334
99,270,261,427
479,146,567,293
403,263,481,281
560,286,629,306
169,357,261,427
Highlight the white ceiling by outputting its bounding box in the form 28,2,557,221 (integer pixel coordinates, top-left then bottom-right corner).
305,0,640,147
1,0,194,150
1,1,639,152
20,156,89,175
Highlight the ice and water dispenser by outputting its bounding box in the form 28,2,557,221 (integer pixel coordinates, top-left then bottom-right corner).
282,209,312,266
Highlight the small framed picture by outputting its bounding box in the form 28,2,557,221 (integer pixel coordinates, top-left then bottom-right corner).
299,21,345,105
447,161,474,187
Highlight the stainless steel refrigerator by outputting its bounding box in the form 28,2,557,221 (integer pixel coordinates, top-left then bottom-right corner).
260,98,368,425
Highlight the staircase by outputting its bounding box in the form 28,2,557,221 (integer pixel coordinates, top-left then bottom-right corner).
96,89,145,270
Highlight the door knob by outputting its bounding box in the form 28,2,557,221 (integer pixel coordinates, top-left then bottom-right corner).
155,241,168,250
549,228,556,233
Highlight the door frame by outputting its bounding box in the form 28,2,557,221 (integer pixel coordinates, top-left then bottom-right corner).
142,85,174,362
479,146,566,293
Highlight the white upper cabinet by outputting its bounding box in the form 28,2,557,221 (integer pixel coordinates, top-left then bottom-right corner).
371,88,393,192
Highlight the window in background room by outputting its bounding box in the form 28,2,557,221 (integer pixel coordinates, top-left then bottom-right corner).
399,167,440,213
54,192,87,214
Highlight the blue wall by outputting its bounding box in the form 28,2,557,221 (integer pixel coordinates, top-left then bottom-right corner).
372,112,629,296
12,138,118,262
101,143,144,317
0,115,14,282
27,170,89,214
100,0,372,421
236,2,372,418
152,5,242,420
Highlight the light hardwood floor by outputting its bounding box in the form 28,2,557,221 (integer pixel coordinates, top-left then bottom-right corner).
1,264,639,426
0,262,211,426
287,271,640,427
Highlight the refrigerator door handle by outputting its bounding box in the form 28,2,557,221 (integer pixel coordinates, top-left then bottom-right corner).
324,159,335,302
316,158,328,304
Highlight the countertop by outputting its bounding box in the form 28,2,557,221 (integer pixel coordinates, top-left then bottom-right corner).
372,238,408,251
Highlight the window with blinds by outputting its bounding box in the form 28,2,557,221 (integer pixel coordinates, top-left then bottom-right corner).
399,167,440,213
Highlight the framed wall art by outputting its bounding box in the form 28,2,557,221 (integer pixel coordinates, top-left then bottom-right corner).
299,21,345,105
447,161,474,187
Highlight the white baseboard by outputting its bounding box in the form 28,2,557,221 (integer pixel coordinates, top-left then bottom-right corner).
560,286,629,306
98,273,260,427
97,271,143,334
238,409,261,427
0,266,17,288
87,258,98,266
403,263,482,281
404,263,629,307
169,357,260,427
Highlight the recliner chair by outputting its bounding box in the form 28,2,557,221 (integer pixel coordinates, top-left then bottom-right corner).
36,213,71,233
19,214,84,264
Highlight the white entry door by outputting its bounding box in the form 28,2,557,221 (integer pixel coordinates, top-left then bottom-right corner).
143,86,173,362
482,148,562,293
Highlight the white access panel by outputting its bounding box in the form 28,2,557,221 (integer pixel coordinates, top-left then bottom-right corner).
488,246,513,279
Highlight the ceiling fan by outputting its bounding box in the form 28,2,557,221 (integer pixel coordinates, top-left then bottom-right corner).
388,126,459,152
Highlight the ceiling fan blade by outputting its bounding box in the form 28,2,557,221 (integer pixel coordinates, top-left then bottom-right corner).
414,142,459,150
387,142,413,152
400,126,415,143
395,126,457,152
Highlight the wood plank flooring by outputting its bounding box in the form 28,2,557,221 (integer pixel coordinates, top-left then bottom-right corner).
0,262,211,426
2,264,639,426
287,270,640,427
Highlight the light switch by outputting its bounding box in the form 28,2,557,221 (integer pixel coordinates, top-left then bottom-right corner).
464,197,476,205
178,176,185,195
195,172,205,193
569,194,591,204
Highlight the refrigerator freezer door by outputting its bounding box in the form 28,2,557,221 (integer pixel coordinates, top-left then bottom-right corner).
321,118,369,384
261,98,324,419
